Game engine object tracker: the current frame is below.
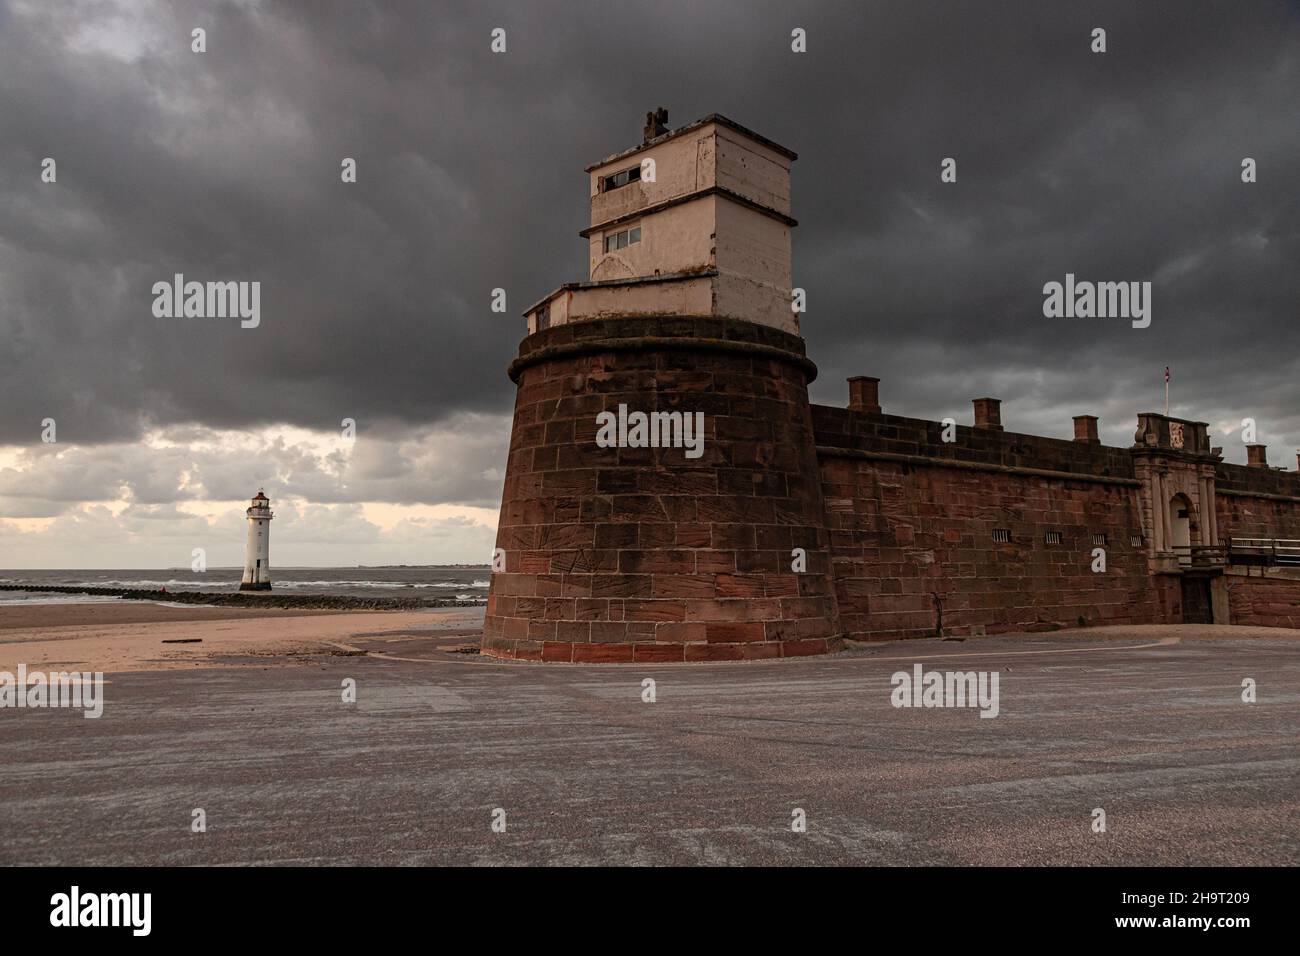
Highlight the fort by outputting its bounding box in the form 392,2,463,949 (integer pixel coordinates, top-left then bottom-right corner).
481,110,1300,663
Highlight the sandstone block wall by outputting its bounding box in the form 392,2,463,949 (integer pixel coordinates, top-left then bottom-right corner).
1215,461,1300,541
1226,573,1300,628
812,406,1156,640
482,316,841,662
485,321,1300,656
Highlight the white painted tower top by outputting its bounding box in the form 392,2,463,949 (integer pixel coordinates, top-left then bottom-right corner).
525,110,799,335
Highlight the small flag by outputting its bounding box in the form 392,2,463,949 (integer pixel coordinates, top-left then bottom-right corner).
1164,366,1170,384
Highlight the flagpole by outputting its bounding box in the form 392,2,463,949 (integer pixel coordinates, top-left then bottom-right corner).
1164,367,1170,416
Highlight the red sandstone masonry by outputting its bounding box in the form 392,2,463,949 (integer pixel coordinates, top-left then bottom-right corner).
486,317,1300,657
482,636,843,663
483,316,842,662
1225,574,1300,628
814,405,1158,641
1215,458,1300,542
1217,494,1300,541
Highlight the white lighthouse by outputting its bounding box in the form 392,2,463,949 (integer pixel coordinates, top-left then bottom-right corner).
239,488,274,591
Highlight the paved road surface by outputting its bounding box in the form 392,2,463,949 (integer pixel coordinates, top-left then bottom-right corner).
2,628,1296,865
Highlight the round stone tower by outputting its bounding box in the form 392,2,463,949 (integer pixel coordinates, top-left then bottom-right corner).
482,112,841,662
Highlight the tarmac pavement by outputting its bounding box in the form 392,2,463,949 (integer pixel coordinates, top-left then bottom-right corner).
2,626,1296,865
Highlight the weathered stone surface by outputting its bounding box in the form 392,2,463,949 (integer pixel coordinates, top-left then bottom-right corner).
486,323,1300,655
483,316,841,661
1226,574,1300,628
816,447,1156,641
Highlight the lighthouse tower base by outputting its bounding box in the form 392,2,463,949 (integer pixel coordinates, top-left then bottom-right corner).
238,581,272,592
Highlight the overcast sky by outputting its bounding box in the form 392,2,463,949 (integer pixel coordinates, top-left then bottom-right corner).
1,0,1298,568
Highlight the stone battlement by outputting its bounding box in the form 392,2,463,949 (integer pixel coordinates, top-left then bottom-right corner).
811,405,1138,483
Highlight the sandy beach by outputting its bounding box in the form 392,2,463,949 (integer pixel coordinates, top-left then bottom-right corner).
0,602,483,673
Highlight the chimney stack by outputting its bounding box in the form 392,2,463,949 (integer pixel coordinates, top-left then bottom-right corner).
643,108,669,143
1073,415,1099,444
972,397,1002,431
1247,444,1268,468
847,376,881,414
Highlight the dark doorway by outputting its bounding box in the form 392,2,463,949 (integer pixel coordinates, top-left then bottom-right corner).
1180,575,1213,624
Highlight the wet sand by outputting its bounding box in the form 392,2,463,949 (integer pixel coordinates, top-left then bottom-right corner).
0,602,483,673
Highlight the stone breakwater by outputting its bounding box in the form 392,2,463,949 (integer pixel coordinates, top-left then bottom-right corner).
0,584,484,611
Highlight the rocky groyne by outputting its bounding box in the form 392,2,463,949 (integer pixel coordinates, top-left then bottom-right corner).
0,584,483,611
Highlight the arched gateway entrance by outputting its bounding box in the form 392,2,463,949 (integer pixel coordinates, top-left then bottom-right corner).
1132,413,1225,625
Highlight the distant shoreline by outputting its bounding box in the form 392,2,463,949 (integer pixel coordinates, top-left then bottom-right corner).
0,583,483,611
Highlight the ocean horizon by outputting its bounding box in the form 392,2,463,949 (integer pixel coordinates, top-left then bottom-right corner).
0,566,491,603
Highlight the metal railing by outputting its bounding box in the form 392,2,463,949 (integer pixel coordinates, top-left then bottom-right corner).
1226,538,1300,567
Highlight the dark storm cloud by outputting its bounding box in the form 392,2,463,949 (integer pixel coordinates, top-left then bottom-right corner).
1,0,1298,464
